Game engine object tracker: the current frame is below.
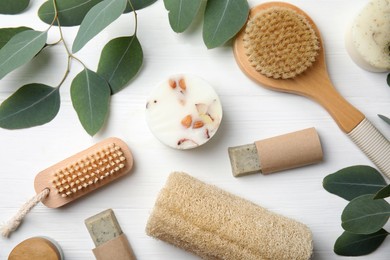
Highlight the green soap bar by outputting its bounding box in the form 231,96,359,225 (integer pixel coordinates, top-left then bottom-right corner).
85,209,123,247
228,143,261,177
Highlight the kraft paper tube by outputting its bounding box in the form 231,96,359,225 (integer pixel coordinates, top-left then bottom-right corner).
92,234,136,260
255,127,323,174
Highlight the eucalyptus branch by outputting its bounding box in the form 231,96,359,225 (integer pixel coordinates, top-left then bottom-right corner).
0,0,151,134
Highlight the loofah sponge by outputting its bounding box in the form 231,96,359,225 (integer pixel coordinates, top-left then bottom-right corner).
146,172,313,260
244,6,320,79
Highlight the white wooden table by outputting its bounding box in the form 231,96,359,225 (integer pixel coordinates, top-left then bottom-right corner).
1,0,389,259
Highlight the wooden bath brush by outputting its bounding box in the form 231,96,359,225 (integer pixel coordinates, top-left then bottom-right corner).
233,2,390,178
1,137,133,237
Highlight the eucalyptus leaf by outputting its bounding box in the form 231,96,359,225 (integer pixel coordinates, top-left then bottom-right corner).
378,114,390,125
323,165,386,201
0,27,32,49
164,0,202,33
71,69,111,136
124,0,158,12
0,0,29,14
387,73,390,87
97,35,143,94
38,0,102,27
203,0,249,49
0,84,60,129
72,0,128,53
342,194,390,234
374,185,390,199
0,30,47,80
39,0,156,26
334,229,389,256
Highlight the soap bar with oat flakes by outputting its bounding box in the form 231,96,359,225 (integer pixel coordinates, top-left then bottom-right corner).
146,74,223,149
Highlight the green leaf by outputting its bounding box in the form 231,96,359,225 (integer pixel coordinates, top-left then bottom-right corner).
0,84,60,129
124,0,158,12
374,185,390,199
38,0,157,26
72,0,127,53
0,0,29,14
342,194,390,234
38,0,102,27
334,229,388,256
0,27,32,49
378,114,390,125
323,165,386,201
203,0,249,49
387,73,390,87
97,36,143,94
0,30,47,80
71,69,111,136
164,0,202,33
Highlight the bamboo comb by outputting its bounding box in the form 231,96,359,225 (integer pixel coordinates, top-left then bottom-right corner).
233,2,390,178
1,137,133,237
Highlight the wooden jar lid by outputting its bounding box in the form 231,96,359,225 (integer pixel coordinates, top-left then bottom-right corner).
8,237,62,260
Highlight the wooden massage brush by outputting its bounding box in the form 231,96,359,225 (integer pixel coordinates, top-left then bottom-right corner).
233,2,390,178
1,137,133,237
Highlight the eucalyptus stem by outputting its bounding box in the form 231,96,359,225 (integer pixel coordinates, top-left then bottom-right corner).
51,0,87,89
127,0,138,35
57,56,71,88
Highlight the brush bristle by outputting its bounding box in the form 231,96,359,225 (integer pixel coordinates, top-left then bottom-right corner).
243,6,320,79
51,143,126,198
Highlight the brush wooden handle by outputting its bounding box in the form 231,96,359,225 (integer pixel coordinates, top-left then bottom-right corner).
303,69,365,133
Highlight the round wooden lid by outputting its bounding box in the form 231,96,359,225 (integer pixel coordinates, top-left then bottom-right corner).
8,237,62,260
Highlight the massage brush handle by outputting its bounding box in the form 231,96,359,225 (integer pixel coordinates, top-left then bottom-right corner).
348,119,390,178
314,81,390,178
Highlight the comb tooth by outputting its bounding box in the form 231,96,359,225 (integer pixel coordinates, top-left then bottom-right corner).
61,194,67,198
